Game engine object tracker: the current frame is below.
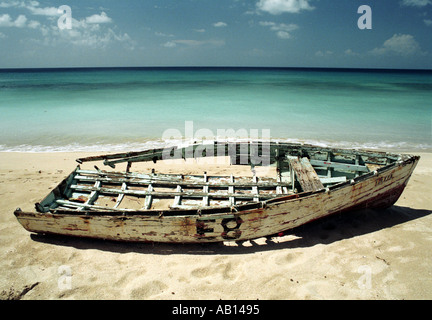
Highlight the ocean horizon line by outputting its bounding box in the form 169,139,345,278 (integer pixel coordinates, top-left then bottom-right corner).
1,66,432,74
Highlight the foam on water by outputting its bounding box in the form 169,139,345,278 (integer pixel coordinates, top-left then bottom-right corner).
1,138,430,153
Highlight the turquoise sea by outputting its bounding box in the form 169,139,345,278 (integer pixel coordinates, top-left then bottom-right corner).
0,67,431,152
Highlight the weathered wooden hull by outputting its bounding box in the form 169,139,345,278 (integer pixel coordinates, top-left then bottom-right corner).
14,153,419,243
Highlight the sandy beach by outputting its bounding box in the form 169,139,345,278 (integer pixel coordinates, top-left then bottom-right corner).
0,150,431,300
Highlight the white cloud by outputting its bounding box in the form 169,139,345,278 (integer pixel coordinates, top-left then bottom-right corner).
424,19,432,26
25,2,60,16
27,6,58,16
315,50,333,57
163,41,177,48
163,39,225,48
344,49,360,56
0,1,60,16
370,34,424,56
193,28,206,33
259,21,298,39
401,0,431,7
85,12,112,24
0,13,27,27
43,23,134,50
213,21,227,27
275,31,290,39
0,1,134,50
0,1,20,8
57,19,134,49
23,14,134,50
155,31,174,37
27,19,40,29
257,0,314,15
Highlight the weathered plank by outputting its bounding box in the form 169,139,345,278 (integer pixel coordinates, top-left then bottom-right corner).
144,184,153,209
318,176,347,184
56,199,128,212
202,172,209,206
309,159,369,173
252,176,259,202
202,186,209,206
113,182,127,209
74,173,290,189
173,185,182,207
75,141,401,171
229,174,235,205
70,184,282,201
287,156,324,192
78,181,101,211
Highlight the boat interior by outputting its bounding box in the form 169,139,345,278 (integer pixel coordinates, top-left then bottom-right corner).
35,141,402,215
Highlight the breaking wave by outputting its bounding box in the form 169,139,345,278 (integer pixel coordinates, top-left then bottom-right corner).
1,138,431,153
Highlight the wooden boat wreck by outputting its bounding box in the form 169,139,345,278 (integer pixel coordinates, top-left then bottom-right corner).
14,141,420,243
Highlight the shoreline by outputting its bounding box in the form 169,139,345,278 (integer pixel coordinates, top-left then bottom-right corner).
1,151,431,300
1,137,431,154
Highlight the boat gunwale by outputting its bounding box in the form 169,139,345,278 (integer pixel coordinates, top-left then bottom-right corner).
75,141,405,167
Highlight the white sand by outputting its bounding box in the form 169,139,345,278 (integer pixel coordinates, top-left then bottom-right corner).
1,151,431,300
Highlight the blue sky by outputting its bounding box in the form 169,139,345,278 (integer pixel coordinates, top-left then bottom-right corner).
0,0,431,69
